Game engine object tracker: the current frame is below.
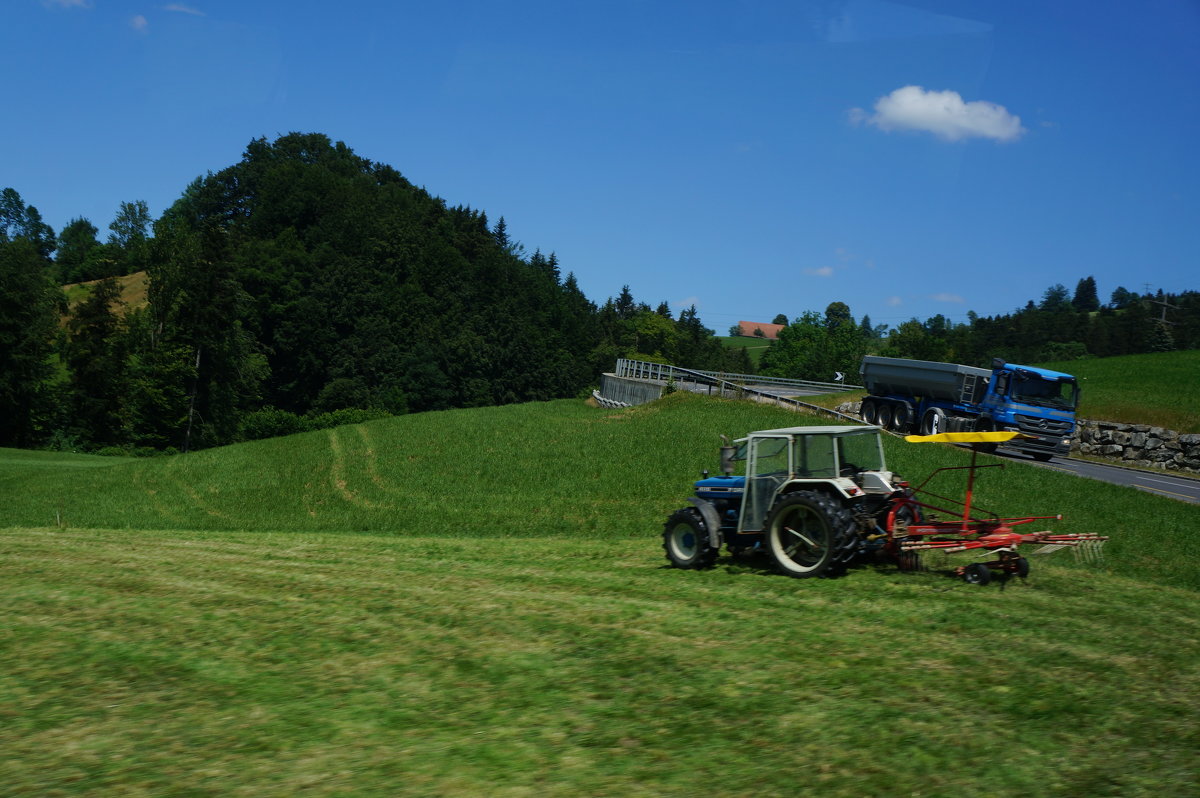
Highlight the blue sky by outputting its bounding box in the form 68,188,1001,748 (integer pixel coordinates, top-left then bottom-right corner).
5,0,1198,333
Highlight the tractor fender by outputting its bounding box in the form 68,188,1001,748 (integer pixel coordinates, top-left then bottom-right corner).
686,497,723,549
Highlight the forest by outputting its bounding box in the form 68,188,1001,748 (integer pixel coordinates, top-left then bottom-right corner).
0,134,747,452
1,132,1196,452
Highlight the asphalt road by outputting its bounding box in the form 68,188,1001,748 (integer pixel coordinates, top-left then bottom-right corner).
992,449,1200,505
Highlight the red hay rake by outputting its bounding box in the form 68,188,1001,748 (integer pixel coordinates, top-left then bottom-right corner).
884,431,1108,585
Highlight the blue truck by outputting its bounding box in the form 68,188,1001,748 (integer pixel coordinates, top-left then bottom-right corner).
858,355,1079,461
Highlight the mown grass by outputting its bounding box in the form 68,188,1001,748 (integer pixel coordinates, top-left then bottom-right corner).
2,393,1198,795
3,393,1196,590
2,528,1197,797
1038,350,1200,433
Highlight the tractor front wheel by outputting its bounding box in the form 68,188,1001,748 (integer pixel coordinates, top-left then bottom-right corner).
765,492,854,579
662,508,720,570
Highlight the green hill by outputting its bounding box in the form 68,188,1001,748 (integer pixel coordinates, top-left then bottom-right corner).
720,334,771,367
2,393,1197,795
1038,349,1200,433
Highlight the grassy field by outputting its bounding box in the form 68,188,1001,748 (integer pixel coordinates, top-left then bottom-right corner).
61,271,149,314
719,335,771,367
1038,350,1200,433
2,393,1198,795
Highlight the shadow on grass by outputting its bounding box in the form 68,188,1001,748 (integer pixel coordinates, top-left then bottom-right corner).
659,548,1038,591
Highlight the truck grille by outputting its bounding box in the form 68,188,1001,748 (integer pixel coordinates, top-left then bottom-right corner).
1015,414,1072,436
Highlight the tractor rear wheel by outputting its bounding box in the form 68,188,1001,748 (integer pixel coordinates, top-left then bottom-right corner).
662,508,720,570
765,492,854,578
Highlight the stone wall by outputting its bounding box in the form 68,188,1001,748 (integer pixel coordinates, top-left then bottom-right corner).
1074,420,1200,474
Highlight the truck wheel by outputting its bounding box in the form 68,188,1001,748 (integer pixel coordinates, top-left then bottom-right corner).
1031,452,1052,462
876,403,894,430
662,508,720,570
973,419,998,453
892,403,913,432
765,492,854,579
860,399,877,425
921,408,946,436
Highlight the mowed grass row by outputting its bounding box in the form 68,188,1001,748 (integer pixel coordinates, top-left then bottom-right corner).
2,392,1196,589
1039,350,1200,433
3,527,1198,797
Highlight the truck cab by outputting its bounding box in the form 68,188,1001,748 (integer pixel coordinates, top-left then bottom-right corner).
979,361,1078,458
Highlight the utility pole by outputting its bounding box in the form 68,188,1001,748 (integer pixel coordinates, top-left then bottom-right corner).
1147,295,1180,326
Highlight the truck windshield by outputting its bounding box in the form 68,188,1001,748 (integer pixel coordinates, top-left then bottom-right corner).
1011,375,1078,410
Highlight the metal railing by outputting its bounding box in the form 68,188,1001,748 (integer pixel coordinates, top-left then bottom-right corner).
614,359,862,393
611,358,864,424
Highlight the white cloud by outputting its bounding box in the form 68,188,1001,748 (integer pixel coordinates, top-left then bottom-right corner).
931,292,965,303
675,296,701,309
130,14,149,32
164,3,205,15
850,85,1025,142
804,266,834,277
886,296,903,307
42,0,92,7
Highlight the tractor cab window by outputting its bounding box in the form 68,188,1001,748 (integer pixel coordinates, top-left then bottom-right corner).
751,437,789,476
743,436,790,532
838,433,885,475
796,434,836,479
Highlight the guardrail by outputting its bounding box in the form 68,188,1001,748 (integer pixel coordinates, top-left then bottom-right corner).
611,358,864,424
614,359,862,393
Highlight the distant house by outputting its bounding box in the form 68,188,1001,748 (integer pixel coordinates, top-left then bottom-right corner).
735,321,785,340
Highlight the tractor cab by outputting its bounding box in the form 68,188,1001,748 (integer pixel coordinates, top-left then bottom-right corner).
734,425,895,533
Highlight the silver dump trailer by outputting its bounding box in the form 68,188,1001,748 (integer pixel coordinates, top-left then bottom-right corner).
860,356,990,405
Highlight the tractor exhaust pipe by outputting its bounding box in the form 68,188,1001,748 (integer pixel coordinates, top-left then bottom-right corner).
719,435,735,476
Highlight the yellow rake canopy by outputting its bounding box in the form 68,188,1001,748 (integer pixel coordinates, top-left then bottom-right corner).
904,431,1034,445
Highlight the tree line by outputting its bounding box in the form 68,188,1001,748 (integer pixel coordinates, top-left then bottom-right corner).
0,133,744,452
757,278,1199,384
3,133,1193,451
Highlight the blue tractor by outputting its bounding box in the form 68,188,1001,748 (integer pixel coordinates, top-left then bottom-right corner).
662,425,910,578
